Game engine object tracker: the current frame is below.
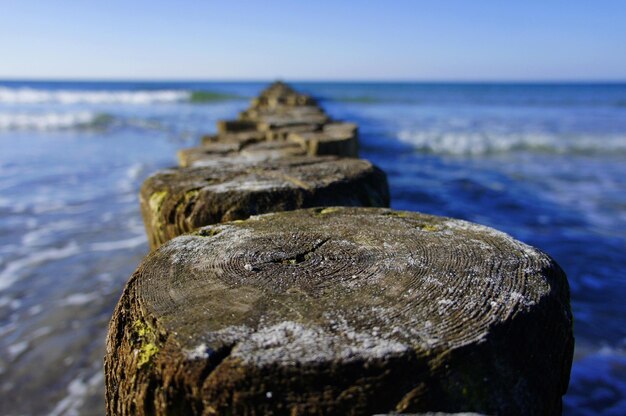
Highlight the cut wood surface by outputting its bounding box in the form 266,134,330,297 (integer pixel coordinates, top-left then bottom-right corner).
140,158,389,249
200,130,267,146
177,140,306,168
288,123,359,158
263,123,320,141
240,105,326,122
181,123,358,166
254,113,329,131
106,207,574,415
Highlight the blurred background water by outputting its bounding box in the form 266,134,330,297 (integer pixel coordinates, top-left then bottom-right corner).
0,81,624,415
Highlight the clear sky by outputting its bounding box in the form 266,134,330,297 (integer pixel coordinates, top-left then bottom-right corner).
1,0,625,81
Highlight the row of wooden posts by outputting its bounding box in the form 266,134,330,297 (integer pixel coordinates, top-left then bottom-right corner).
105,82,574,415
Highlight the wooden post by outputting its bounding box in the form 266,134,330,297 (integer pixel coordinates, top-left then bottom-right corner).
105,207,574,415
140,157,389,250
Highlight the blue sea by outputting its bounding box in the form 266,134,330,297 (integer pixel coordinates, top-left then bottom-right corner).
0,81,624,415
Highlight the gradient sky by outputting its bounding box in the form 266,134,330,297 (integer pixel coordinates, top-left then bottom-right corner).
1,0,625,81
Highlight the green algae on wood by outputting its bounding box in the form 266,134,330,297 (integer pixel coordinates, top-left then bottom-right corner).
132,320,160,368
139,157,389,250
105,207,574,415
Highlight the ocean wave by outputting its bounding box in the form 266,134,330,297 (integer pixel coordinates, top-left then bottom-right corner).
21,220,82,247
0,87,241,105
89,235,146,252
0,242,81,292
50,371,104,416
0,111,114,131
0,87,188,104
328,93,626,108
397,130,626,156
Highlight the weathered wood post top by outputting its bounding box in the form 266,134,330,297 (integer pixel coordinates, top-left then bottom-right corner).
106,207,574,415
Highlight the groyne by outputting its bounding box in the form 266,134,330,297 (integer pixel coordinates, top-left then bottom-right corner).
105,82,574,415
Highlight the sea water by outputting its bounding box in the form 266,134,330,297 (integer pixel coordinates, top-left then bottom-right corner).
0,81,624,415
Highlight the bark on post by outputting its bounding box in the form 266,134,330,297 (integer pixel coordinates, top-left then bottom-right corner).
216,119,258,133
105,207,574,416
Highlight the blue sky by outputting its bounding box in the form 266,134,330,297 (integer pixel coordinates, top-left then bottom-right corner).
1,0,624,80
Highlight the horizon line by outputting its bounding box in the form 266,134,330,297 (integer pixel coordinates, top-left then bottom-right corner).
1,77,625,84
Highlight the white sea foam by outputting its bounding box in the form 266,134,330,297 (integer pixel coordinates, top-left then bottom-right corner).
49,371,103,416
7,340,29,359
0,111,102,131
89,234,146,252
125,162,146,181
0,242,81,292
397,129,626,155
21,220,81,247
31,326,52,339
28,304,43,316
60,292,100,306
0,87,189,105
0,295,12,307
116,162,148,192
0,322,17,337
